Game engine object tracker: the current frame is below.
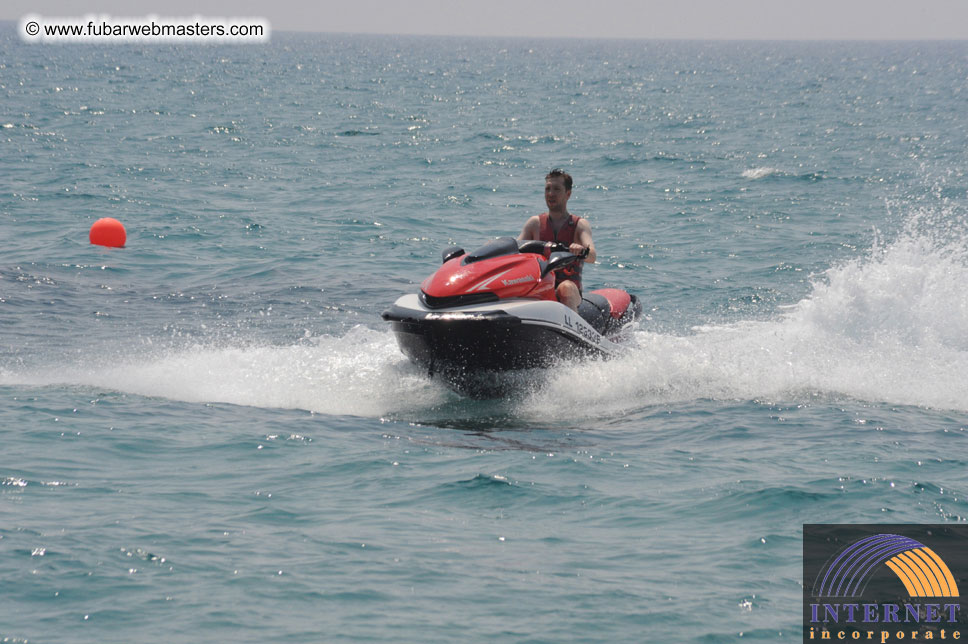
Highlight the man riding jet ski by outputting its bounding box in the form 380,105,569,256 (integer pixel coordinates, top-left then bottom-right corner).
384,169,641,396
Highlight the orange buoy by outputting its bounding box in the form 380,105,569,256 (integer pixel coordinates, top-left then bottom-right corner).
89,217,126,247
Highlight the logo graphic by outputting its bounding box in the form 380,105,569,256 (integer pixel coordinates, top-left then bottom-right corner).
815,533,960,599
804,525,968,644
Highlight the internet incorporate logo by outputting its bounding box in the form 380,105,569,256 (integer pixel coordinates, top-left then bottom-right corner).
804,525,967,644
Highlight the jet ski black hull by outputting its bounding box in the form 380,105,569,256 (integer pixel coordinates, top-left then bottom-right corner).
382,296,633,397
385,307,605,367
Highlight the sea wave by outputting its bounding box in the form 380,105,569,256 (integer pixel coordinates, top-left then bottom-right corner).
742,166,781,180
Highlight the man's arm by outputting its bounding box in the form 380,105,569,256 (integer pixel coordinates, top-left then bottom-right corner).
518,216,540,240
574,218,596,263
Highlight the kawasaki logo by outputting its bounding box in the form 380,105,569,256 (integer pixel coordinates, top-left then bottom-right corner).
501,275,536,286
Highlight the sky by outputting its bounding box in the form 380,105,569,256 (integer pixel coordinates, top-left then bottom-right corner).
5,0,968,40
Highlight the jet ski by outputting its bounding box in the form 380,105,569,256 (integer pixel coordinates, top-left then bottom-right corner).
382,236,642,397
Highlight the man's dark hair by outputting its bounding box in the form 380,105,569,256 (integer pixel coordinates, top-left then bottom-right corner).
546,168,572,191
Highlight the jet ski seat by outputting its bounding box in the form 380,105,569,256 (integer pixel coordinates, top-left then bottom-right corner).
578,293,613,335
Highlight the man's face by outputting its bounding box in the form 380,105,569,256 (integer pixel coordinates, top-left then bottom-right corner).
545,177,570,211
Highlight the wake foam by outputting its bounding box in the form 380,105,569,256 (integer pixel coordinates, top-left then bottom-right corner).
527,205,968,418
1,326,450,417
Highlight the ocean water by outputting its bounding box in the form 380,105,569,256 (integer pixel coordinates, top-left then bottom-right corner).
2,27,968,642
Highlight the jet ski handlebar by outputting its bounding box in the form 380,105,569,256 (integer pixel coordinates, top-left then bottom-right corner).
440,238,588,267
516,239,589,259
